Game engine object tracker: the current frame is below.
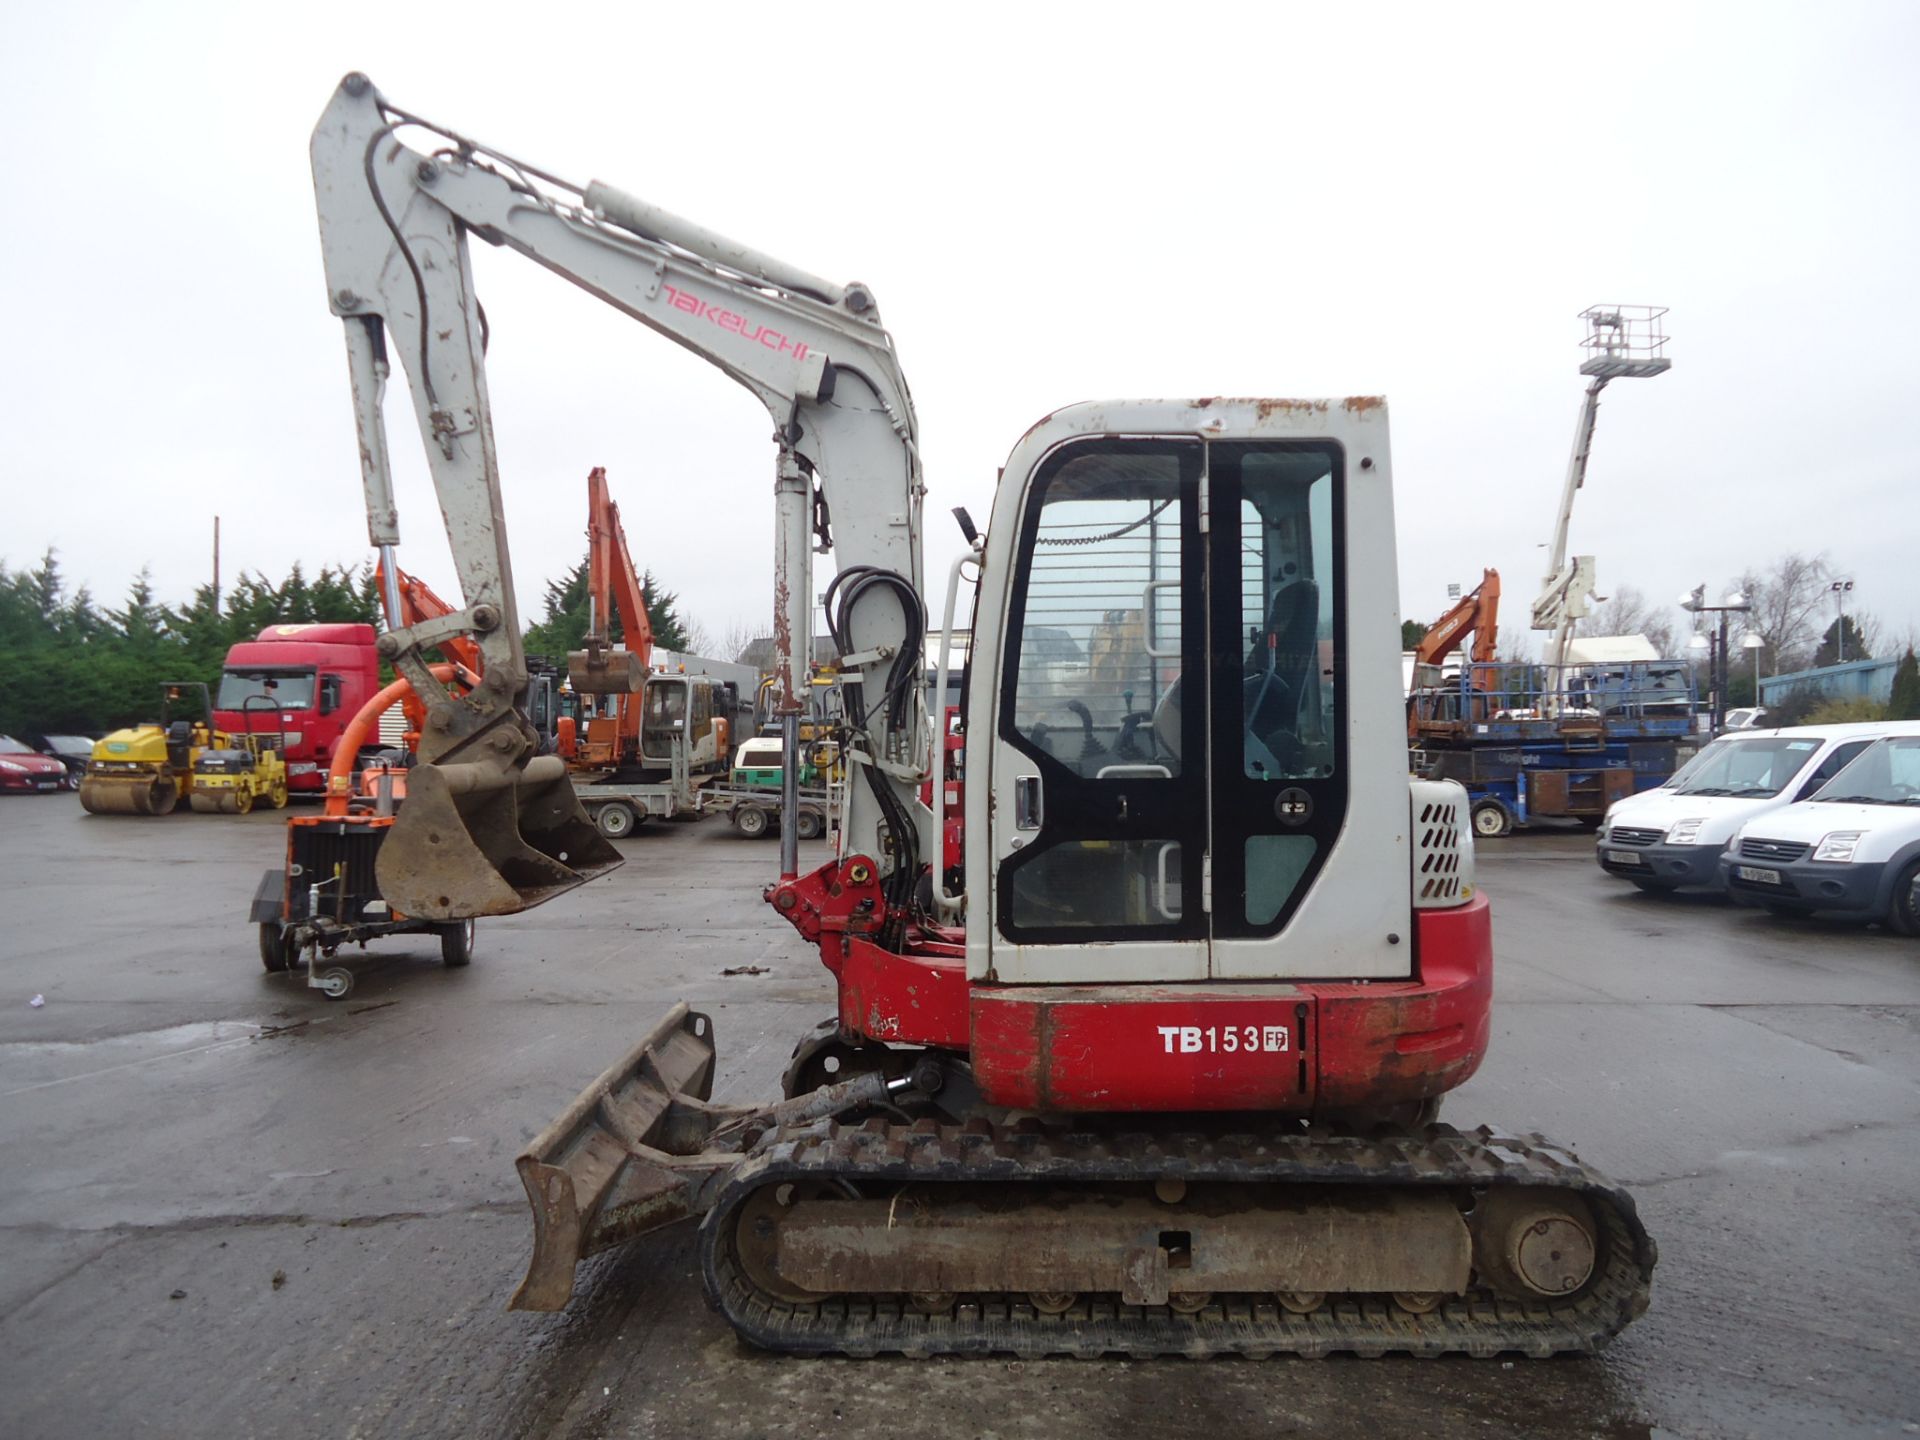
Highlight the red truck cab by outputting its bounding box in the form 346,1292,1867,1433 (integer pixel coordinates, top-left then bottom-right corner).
215,623,382,793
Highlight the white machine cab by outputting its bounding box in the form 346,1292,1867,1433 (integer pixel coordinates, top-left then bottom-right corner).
1594,722,1914,892
1717,733,1920,930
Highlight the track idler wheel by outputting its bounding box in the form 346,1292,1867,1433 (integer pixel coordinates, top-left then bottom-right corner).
731,1184,830,1305
1471,1188,1598,1301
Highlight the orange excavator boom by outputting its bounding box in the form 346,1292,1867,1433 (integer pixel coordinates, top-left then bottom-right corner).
373,561,486,739
578,466,655,755
1414,568,1501,669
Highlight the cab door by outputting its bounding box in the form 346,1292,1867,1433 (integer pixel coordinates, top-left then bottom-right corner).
984,437,1210,982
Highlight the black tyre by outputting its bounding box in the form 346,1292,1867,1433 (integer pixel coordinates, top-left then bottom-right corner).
1888,861,1920,937
795,806,825,840
734,805,770,839
257,922,293,973
594,802,639,839
439,918,476,968
1763,901,1813,918
1629,877,1678,894
1470,801,1512,839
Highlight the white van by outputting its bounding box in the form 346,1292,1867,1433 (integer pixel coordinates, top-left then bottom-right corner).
1719,733,1920,931
1592,722,1919,893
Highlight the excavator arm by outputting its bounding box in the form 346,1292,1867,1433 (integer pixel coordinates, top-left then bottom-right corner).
310,73,931,911
571,466,653,756
1414,568,1501,670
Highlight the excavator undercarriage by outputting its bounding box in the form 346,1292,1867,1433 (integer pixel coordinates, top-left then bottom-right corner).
511,1007,1652,1357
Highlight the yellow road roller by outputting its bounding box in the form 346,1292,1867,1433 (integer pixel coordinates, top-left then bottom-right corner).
79,682,223,817
188,697,289,813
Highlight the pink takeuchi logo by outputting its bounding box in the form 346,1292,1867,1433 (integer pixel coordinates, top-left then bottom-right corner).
660,285,810,361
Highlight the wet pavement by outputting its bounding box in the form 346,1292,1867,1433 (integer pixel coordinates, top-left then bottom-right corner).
1,796,1916,1438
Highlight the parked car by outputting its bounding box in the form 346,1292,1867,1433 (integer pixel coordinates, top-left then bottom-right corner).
1593,722,1918,893
1722,706,1769,732
28,734,92,790
0,735,74,794
1720,734,1920,931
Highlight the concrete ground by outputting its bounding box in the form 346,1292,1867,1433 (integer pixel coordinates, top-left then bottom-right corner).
1,795,1917,1440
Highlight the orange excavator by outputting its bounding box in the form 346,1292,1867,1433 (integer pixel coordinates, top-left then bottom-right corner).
1414,568,1501,673
563,466,655,768
1409,569,1500,740
561,467,730,781
373,561,485,746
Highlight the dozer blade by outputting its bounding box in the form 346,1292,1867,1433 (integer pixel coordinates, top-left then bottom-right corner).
508,1008,897,1312
374,753,621,920
510,1004,720,1312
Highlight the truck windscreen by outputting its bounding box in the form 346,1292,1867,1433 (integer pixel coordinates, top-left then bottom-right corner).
218,670,316,710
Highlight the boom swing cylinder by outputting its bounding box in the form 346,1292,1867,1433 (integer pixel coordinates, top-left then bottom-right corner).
309,74,1655,1357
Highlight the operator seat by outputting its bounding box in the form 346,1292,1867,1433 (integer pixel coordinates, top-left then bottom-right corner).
1254,579,1319,702
165,720,195,772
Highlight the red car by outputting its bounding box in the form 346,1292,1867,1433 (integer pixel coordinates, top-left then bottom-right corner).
0,735,71,794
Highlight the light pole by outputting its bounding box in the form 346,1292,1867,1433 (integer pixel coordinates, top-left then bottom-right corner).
1741,630,1766,712
1681,588,1753,732
1830,579,1855,663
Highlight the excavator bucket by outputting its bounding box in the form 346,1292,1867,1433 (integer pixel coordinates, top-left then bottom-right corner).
510,1004,720,1311
374,753,621,920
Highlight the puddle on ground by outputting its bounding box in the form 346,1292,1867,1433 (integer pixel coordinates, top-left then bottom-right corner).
0,1019,267,1054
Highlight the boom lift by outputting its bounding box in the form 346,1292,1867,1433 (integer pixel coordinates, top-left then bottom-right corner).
310,74,1654,1357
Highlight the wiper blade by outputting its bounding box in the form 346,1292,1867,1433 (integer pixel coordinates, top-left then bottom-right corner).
1680,786,1733,796
1820,795,1886,806
1725,786,1779,796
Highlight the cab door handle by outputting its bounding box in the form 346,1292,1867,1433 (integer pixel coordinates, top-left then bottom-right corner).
1014,774,1043,830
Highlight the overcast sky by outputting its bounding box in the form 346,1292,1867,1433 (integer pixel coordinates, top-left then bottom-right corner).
4,1,1915,661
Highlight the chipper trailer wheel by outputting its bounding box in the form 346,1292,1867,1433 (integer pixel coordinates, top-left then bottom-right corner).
316,967,354,1001
257,923,295,974
440,918,477,968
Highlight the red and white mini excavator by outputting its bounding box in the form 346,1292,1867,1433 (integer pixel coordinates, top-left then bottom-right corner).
309,73,1654,1358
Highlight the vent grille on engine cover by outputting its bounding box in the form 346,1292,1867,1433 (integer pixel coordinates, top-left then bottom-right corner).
1409,778,1475,908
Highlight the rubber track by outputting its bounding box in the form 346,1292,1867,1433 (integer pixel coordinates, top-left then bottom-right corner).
698,1119,1655,1359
